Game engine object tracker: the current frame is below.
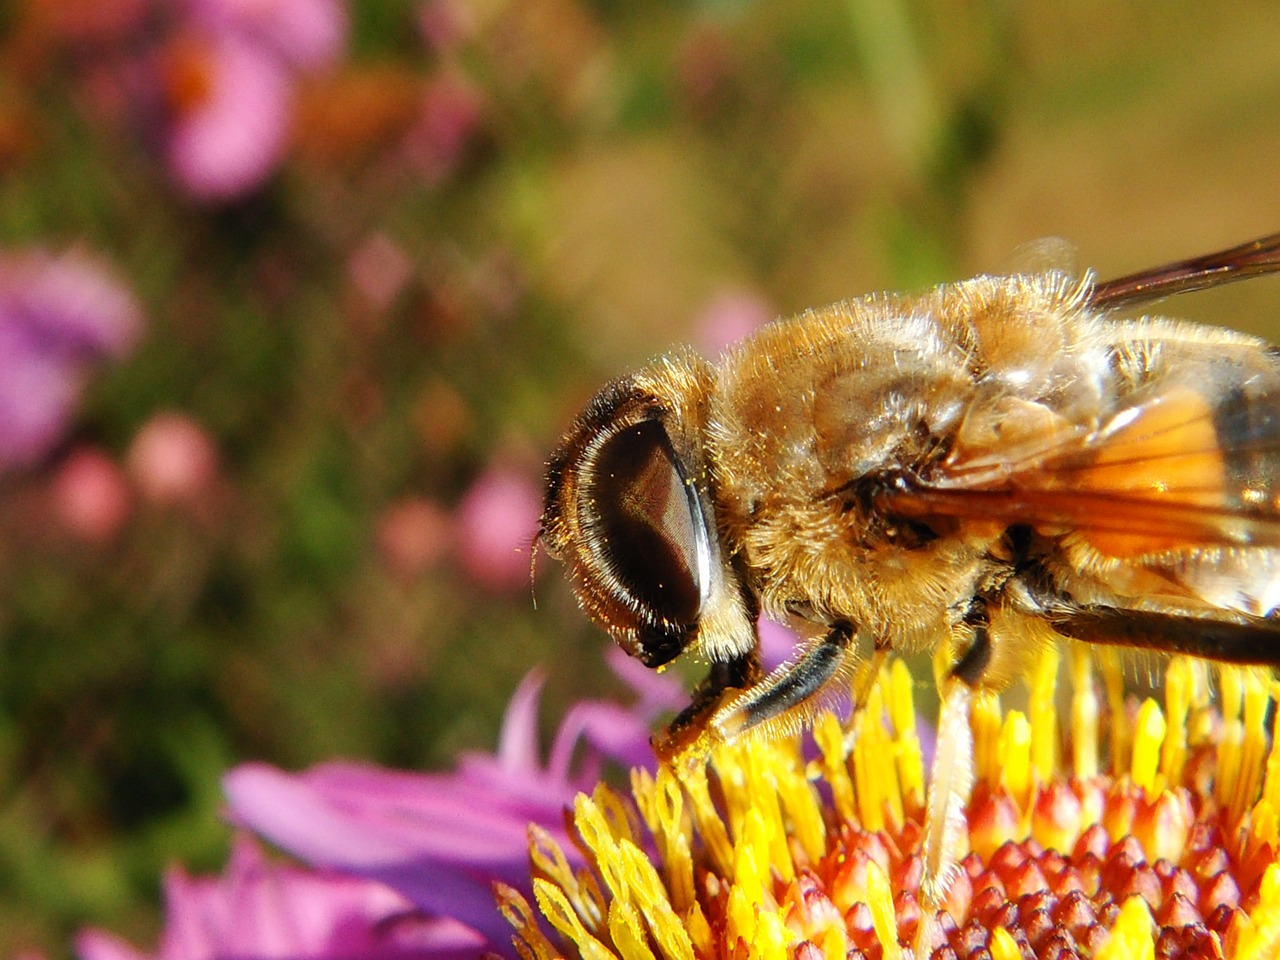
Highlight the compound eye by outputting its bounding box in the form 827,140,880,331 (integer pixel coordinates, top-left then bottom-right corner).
587,418,712,634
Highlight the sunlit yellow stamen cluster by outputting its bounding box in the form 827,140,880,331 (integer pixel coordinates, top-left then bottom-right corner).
498,655,1280,960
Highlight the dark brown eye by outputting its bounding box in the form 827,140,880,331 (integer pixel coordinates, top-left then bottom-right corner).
584,418,711,633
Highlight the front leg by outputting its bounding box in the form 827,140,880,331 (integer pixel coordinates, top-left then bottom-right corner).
653,621,857,764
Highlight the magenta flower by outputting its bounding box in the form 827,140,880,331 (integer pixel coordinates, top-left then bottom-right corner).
157,0,348,201
0,250,142,468
692,288,772,356
221,657,683,952
453,464,543,592
183,0,347,71
160,32,293,202
76,835,483,960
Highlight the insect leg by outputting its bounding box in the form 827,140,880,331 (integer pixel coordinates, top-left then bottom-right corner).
708,620,858,744
914,601,990,957
1047,605,1280,666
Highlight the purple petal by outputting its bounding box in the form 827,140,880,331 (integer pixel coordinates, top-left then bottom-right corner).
0,332,81,466
603,645,687,715
759,617,799,671
78,836,477,960
495,668,545,774
548,700,655,784
74,932,148,960
164,34,292,202
184,0,348,71
0,251,143,358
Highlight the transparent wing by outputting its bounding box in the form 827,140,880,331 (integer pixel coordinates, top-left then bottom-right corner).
886,378,1280,557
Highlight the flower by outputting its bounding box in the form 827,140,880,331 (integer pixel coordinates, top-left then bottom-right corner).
0,250,142,468
453,464,543,592
52,445,132,543
159,30,294,202
125,411,220,507
499,652,1280,960
156,0,348,200
218,652,686,954
76,834,483,960
183,0,347,72
72,651,683,959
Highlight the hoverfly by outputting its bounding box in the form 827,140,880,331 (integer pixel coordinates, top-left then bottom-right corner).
540,233,1280,926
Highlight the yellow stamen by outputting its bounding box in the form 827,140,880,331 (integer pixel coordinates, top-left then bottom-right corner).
853,680,903,831
1029,645,1059,784
529,823,603,931
1217,665,1246,814
494,881,560,960
813,710,856,824
1160,656,1192,785
865,858,902,960
1130,698,1166,795
630,768,694,914
1069,644,1098,779
997,709,1032,812
1093,895,1155,960
888,658,926,813
1236,668,1272,825
1229,862,1280,960
534,878,619,960
616,843,696,960
989,927,1021,960
772,738,825,865
676,763,734,876
607,900,655,960
748,907,793,960
1263,681,1280,812
972,689,1002,788
741,740,795,882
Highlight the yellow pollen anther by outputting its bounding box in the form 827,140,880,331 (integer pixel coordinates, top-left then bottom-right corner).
865,858,902,960
989,926,1021,960
1095,896,1155,960
972,689,1002,788
813,711,856,824
1029,646,1059,783
1097,648,1129,774
889,658,926,813
534,878,619,960
998,710,1033,811
1130,698,1166,795
1069,645,1098,779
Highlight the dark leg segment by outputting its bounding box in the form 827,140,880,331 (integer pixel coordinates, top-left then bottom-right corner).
1049,606,1280,667
710,620,856,742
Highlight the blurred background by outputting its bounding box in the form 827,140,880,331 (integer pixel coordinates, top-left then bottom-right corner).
2,0,1279,953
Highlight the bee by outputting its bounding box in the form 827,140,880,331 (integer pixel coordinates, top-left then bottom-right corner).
539,233,1280,927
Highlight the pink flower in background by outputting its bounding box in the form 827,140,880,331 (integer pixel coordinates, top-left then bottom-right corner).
161,32,293,202
221,658,684,954
402,73,484,185
376,497,453,581
0,250,142,468
126,411,220,507
454,464,542,592
76,835,480,960
184,0,347,71
52,446,133,543
158,0,348,201
693,288,773,356
348,233,415,312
